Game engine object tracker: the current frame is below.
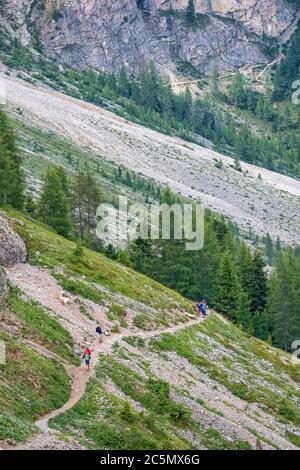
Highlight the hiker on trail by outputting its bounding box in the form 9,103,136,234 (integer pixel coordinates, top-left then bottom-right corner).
196,302,202,317
82,347,92,371
196,300,208,318
96,325,103,344
201,300,207,318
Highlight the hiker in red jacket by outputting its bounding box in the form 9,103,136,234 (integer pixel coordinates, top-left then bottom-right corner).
82,347,92,371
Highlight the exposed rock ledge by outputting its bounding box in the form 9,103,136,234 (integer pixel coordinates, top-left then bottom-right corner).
0,214,27,268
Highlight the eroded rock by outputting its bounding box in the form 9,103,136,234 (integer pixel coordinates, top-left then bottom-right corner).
0,214,27,268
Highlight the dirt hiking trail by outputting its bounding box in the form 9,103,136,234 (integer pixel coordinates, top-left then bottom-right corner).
1,264,203,450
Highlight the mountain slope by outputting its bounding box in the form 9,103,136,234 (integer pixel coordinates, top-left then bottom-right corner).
4,73,300,245
0,209,299,450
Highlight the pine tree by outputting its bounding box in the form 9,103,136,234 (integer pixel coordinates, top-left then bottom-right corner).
118,65,130,97
267,251,300,351
252,310,269,341
130,238,155,274
249,250,268,314
234,155,242,172
214,251,240,321
24,194,37,217
238,242,253,295
186,0,196,22
72,169,102,242
236,291,253,334
38,168,72,237
139,61,163,112
228,72,249,109
0,107,24,209
264,233,274,265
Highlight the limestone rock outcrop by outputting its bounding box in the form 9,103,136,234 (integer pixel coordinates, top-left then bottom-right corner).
0,0,298,74
0,214,27,268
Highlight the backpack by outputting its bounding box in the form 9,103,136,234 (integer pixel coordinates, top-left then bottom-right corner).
82,350,91,361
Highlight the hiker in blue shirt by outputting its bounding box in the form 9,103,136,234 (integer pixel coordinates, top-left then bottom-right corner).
201,300,207,318
196,300,207,318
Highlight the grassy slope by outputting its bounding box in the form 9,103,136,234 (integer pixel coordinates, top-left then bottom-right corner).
0,330,70,444
1,209,299,449
6,287,79,365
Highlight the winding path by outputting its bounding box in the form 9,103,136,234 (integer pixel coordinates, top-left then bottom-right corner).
35,316,203,436
1,262,203,450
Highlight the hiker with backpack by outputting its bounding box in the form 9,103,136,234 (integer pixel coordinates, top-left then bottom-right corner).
196,300,208,318
201,300,207,318
96,325,103,343
82,346,92,371
196,301,202,317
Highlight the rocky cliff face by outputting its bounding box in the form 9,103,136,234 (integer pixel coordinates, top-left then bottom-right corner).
148,0,295,36
0,0,298,74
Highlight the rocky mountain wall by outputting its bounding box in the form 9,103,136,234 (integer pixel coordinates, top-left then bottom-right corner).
0,0,298,74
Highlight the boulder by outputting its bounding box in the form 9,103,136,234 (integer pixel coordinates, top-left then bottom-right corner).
0,214,27,268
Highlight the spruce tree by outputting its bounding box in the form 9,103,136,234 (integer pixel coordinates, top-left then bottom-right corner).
264,233,274,265
0,107,24,209
238,242,253,296
236,291,253,334
38,167,72,238
186,0,196,22
267,251,300,351
249,250,268,314
252,310,269,341
72,169,102,242
214,251,240,321
118,65,130,97
24,194,37,217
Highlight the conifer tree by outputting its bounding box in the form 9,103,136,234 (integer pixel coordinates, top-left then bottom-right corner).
214,251,240,321
24,194,37,217
249,250,268,314
264,233,274,265
118,65,130,97
252,310,269,341
186,0,196,22
72,169,102,242
267,251,300,351
238,242,253,295
38,167,72,238
0,107,24,209
236,291,253,334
